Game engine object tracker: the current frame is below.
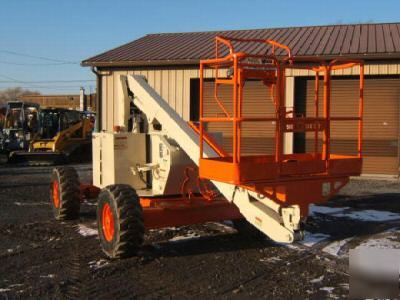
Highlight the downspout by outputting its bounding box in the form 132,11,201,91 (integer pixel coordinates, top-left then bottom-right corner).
91,67,102,132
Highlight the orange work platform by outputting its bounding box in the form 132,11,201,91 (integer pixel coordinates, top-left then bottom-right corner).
198,36,364,212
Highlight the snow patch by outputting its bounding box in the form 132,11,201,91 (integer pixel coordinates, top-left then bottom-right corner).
310,204,400,222
82,200,97,206
275,241,304,251
335,210,400,222
310,275,324,283
356,230,400,249
77,224,98,237
339,283,349,290
14,201,48,206
40,274,55,279
8,284,23,288
358,237,400,249
260,256,282,263
309,205,348,215
89,259,109,270
149,227,177,234
300,231,330,247
222,220,234,226
0,284,23,293
276,231,329,251
169,232,200,242
5,245,21,255
320,286,335,293
209,222,236,233
322,237,353,257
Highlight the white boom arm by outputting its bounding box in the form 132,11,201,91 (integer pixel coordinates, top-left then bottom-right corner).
126,75,301,243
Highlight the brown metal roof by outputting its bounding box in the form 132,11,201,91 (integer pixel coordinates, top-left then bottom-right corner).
82,23,400,67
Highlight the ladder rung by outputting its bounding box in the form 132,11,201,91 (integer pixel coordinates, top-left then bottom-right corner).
215,79,234,85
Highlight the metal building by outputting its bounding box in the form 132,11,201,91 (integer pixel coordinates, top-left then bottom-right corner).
82,23,400,176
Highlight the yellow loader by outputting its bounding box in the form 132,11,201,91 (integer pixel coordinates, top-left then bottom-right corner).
9,108,93,165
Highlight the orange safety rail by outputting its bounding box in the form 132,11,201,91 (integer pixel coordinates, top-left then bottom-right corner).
199,36,364,186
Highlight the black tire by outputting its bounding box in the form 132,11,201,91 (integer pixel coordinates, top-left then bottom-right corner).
50,167,80,220
232,218,266,240
97,184,145,259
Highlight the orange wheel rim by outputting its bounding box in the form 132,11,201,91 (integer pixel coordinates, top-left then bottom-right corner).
102,203,114,242
52,180,60,208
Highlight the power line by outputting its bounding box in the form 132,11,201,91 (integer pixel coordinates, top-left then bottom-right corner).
0,60,73,66
0,74,51,90
0,86,95,93
0,74,28,84
0,50,78,64
3,86,94,90
0,79,95,83
0,75,94,86
1,84,94,88
0,74,95,93
0,75,77,90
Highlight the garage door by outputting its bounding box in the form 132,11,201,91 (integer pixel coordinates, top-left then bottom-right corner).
296,77,399,175
203,80,276,156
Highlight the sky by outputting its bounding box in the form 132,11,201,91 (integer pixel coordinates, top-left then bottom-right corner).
0,0,399,95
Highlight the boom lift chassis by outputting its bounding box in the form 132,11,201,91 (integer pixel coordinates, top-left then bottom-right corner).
50,36,364,258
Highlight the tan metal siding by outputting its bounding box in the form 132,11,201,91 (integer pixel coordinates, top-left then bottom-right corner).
176,70,184,117
102,74,110,130
203,80,276,155
100,67,226,131
301,78,399,175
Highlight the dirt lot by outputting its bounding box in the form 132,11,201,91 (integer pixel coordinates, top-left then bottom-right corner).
0,164,399,299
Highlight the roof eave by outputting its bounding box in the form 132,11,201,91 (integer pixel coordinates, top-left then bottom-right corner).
81,53,400,68
81,58,200,68
295,53,400,62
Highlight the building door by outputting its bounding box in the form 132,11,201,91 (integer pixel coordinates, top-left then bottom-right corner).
295,77,399,175
202,80,276,156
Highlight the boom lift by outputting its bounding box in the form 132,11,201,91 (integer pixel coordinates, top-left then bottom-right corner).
50,36,364,258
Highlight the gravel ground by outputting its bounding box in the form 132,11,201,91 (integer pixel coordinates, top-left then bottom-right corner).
0,164,399,299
